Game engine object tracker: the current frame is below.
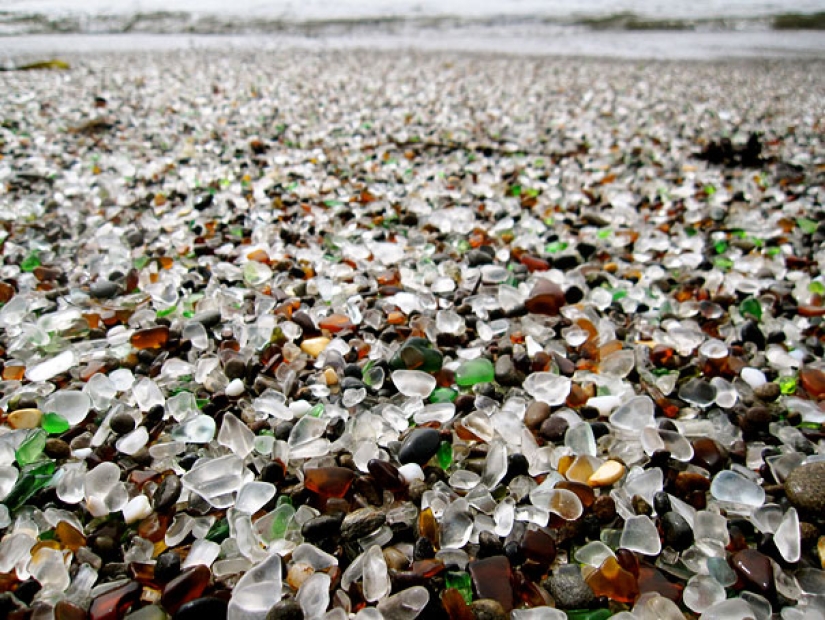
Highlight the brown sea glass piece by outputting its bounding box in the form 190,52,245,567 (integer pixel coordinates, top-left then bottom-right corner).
130,326,170,350
441,588,474,620
161,565,211,615
638,566,682,602
519,254,550,272
303,467,356,499
318,314,354,333
732,549,775,595
519,528,556,566
585,556,639,604
469,555,514,612
524,279,565,316
55,521,86,552
55,600,87,620
138,512,171,543
419,507,440,549
800,367,825,398
555,480,596,508
691,437,727,473
367,459,406,492
89,580,142,620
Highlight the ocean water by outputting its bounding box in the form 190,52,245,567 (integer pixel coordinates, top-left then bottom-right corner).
1,0,824,59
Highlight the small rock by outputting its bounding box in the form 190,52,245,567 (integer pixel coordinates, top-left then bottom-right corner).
266,600,304,620
301,513,345,541
588,460,625,487
224,358,246,380
592,495,617,523
7,408,42,429
493,355,523,387
398,427,441,465
661,512,694,551
174,597,228,620
785,461,825,514
524,401,551,429
753,382,781,402
154,474,182,513
545,565,595,609
110,412,137,435
90,280,120,299
340,507,386,540
470,599,508,620
44,438,70,459
524,279,566,316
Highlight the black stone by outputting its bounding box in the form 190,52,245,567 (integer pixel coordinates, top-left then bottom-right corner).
414,536,436,560
301,513,345,541
340,508,386,540
110,412,137,435
653,491,672,515
90,279,120,299
266,600,305,620
741,320,766,350
174,597,228,620
155,550,181,583
661,511,694,551
398,427,441,465
477,530,504,559
154,474,182,513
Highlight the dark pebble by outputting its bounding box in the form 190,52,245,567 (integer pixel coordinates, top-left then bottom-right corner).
266,600,304,620
90,280,120,299
544,564,595,609
741,320,766,350
653,491,672,515
785,461,825,513
661,511,694,551
110,412,137,435
154,474,182,513
732,549,774,594
470,599,508,620
523,401,550,430
155,550,181,583
224,358,246,380
174,597,228,620
494,354,523,387
477,530,504,559
192,309,222,327
592,496,617,523
754,382,781,402
398,427,441,465
44,438,71,460
340,507,386,540
539,416,568,442
301,513,345,541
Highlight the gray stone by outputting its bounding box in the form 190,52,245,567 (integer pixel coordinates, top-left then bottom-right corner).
545,564,595,609
470,599,508,620
340,507,386,540
785,461,825,514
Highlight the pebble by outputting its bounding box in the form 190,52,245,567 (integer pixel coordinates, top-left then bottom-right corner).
469,599,509,620
174,597,228,620
785,461,825,513
545,565,595,609
398,428,441,465
266,600,304,620
110,412,137,435
340,507,386,540
154,475,182,513
661,512,694,551
588,460,625,487
89,279,120,299
7,408,42,429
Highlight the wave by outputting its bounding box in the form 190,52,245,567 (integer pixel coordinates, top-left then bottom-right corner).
1,9,824,36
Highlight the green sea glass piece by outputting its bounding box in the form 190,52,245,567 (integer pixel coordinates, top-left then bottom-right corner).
41,413,70,434
455,358,494,387
15,429,47,466
445,571,472,604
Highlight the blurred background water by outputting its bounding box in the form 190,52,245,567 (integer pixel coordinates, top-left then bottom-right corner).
1,0,824,59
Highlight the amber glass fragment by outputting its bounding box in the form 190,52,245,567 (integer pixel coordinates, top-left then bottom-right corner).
800,367,825,398
130,326,170,350
441,588,474,620
161,565,211,615
89,580,142,620
418,507,440,549
303,467,356,499
637,566,682,602
55,521,86,552
318,314,354,333
585,557,639,604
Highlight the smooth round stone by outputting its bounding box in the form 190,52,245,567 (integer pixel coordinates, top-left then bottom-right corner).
90,279,121,299
154,475,182,513
44,438,71,459
174,597,227,620
753,382,781,402
225,378,245,397
784,461,825,513
455,358,495,387
392,370,436,398
661,512,694,551
470,599,508,620
494,355,523,387
524,401,551,429
301,513,344,542
340,508,386,540
710,470,765,507
110,412,137,435
398,428,441,465
8,408,42,429
266,600,304,620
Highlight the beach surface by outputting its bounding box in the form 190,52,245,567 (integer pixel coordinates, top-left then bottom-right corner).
1,45,825,619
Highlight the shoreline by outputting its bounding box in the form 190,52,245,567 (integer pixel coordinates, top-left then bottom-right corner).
2,29,825,63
